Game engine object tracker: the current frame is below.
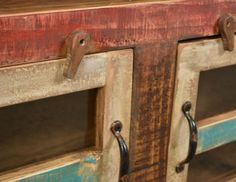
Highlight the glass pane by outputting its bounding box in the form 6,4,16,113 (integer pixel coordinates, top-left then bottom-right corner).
0,89,97,172
188,141,236,182
195,64,236,121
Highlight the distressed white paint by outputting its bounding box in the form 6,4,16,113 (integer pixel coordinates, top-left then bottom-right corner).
0,49,133,182
167,37,236,182
0,54,106,107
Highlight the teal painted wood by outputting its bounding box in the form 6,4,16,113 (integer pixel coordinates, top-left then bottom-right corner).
197,117,236,154
19,156,99,182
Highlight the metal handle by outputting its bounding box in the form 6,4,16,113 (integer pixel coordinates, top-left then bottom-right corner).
111,120,129,182
176,101,198,173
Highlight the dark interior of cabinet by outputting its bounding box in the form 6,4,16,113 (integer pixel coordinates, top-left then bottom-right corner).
195,64,236,121
188,141,236,182
0,0,160,15
0,89,97,172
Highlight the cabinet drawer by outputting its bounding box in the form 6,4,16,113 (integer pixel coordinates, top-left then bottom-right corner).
167,37,236,182
0,49,133,182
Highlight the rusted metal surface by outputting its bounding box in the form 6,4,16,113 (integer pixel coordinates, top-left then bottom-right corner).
219,13,235,51
64,30,91,79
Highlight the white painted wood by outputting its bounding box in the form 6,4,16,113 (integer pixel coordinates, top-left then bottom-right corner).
167,37,236,182
0,54,106,107
0,49,133,182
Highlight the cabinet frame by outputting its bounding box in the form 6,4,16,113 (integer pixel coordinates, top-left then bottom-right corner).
0,49,133,182
167,37,236,182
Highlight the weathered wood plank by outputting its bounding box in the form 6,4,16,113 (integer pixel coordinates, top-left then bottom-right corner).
130,42,176,181
129,162,166,182
0,1,236,66
197,111,236,154
20,156,99,182
0,0,168,15
0,54,106,107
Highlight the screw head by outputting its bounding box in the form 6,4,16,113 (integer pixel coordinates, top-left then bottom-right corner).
182,101,192,112
111,120,123,134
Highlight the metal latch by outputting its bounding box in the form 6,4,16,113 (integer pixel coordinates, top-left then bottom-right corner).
64,31,91,79
219,13,235,51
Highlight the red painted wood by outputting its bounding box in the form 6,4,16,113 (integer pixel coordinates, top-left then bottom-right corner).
0,0,235,66
1,1,236,181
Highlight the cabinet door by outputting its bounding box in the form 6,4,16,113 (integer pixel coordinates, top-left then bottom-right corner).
167,37,236,182
0,49,133,182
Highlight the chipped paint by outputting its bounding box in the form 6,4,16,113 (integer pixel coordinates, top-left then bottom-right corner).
84,156,98,164
197,117,236,154
0,49,132,182
19,156,99,182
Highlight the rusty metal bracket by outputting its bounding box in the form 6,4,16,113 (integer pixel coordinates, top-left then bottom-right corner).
64,31,91,79
219,13,235,51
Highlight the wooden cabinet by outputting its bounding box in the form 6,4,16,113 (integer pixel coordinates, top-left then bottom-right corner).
1,0,236,181
0,50,133,181
167,37,236,182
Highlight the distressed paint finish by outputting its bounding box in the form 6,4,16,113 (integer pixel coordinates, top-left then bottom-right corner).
197,117,236,154
168,36,236,182
20,156,99,182
129,43,175,181
1,0,236,181
0,49,133,182
0,54,106,107
0,1,236,67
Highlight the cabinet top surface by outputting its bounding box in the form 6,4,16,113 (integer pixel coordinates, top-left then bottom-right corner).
0,0,170,16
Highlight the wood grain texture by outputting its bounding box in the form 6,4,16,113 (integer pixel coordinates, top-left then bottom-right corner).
0,90,97,172
129,43,176,181
0,0,169,15
0,1,236,66
198,115,236,154
168,36,236,182
1,0,236,181
0,49,133,182
189,142,236,182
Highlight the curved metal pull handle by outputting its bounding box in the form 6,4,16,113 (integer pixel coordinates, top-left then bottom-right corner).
176,101,198,173
111,120,129,182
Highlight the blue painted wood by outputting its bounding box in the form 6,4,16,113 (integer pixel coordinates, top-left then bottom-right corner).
19,156,99,182
197,117,236,154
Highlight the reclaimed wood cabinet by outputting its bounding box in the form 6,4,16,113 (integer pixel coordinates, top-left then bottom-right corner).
1,0,236,181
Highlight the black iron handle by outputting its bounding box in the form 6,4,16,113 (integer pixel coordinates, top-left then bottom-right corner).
176,101,198,173
111,120,129,182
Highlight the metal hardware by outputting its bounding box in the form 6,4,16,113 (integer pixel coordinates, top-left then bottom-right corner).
219,13,235,51
176,101,198,173
111,120,129,182
64,31,91,79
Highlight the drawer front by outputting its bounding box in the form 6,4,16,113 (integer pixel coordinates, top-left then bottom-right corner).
167,37,236,182
0,49,133,182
